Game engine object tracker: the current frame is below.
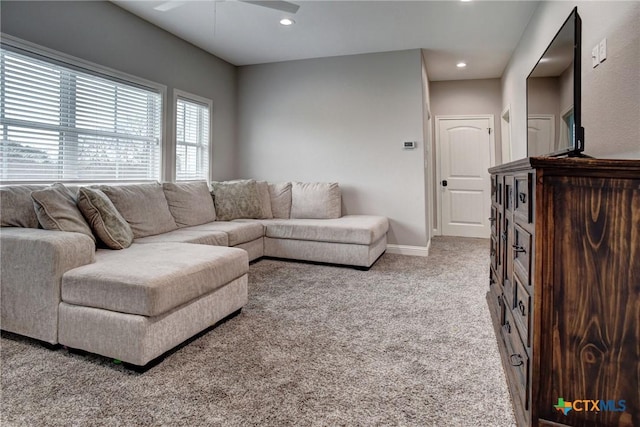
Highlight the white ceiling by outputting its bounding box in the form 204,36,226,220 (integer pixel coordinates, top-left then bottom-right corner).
112,0,540,81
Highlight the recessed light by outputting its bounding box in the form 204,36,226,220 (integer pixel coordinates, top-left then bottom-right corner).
280,18,295,26
456,62,467,68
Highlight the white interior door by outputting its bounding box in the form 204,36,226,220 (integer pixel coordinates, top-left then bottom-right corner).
527,115,555,156
437,117,493,238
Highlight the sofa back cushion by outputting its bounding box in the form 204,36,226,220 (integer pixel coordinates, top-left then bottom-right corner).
0,185,44,228
268,182,292,219
77,187,134,249
211,179,263,221
290,182,341,219
162,181,216,227
256,181,273,219
99,183,178,238
30,183,95,242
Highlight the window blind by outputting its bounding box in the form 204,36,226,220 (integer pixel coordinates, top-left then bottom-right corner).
175,96,210,181
0,46,162,183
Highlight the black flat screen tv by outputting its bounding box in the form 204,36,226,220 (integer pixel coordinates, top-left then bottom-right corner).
526,7,585,157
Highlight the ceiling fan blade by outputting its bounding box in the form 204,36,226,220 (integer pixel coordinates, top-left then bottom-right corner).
241,1,300,14
154,1,187,12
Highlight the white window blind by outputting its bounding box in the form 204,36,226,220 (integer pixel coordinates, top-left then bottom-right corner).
0,45,162,183
175,95,210,181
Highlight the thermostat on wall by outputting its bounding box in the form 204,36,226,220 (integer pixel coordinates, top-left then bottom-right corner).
403,141,417,149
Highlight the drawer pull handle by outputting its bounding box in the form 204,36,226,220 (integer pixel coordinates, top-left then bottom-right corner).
488,216,496,222
518,300,527,316
512,244,526,254
490,249,496,257
501,232,507,242
519,192,527,204
504,320,511,334
510,353,524,367
490,278,495,286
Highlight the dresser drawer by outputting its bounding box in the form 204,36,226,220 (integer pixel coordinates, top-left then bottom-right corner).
490,205,498,237
501,309,529,411
487,283,505,326
491,175,497,204
505,176,514,212
512,223,532,283
490,236,498,271
514,174,532,223
512,272,531,347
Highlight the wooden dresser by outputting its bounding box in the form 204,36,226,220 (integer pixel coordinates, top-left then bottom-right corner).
487,157,640,427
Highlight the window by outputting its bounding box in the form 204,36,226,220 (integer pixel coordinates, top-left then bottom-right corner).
174,90,211,181
1,42,163,183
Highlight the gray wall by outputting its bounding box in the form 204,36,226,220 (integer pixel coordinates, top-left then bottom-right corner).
0,0,238,180
502,1,640,160
237,50,428,247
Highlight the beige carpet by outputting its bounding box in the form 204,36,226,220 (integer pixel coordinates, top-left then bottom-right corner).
1,237,515,426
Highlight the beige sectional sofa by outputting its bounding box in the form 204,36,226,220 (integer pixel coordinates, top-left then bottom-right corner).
0,180,388,368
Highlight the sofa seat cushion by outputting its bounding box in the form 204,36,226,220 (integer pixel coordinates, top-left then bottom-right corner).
132,229,228,246
62,243,248,317
183,221,264,246
263,215,389,245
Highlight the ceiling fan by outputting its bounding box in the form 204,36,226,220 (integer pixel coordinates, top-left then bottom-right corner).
154,0,300,14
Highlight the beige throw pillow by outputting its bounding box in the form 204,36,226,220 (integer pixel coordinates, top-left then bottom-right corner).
77,187,133,250
290,182,341,219
30,183,95,242
211,179,263,221
163,181,217,227
268,182,292,219
99,183,178,238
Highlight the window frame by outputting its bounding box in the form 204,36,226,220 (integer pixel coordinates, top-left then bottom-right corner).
172,89,213,182
0,33,168,184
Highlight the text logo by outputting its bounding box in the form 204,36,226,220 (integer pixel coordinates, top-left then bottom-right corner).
554,398,627,415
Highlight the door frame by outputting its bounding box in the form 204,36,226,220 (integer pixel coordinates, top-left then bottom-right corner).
434,115,496,236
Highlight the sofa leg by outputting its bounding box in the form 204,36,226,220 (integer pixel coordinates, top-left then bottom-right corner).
42,342,62,351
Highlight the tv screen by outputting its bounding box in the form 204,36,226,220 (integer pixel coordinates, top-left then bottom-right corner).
526,8,584,157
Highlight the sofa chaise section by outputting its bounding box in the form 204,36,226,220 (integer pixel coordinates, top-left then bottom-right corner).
261,215,389,268
59,243,249,366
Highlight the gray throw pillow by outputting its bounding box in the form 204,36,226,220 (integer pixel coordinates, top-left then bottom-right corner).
77,187,133,250
30,183,95,242
99,183,178,238
0,185,44,228
211,179,263,221
162,181,216,227
290,182,342,219
268,182,292,219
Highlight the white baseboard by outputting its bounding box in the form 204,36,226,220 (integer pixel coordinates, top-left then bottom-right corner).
386,241,430,257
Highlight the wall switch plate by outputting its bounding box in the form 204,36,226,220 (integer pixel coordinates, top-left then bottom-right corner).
592,45,600,68
599,38,607,62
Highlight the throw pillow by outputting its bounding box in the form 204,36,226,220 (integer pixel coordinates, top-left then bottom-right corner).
99,183,178,238
162,181,216,227
30,183,95,242
77,187,134,250
290,182,341,219
268,182,292,219
0,185,44,228
211,179,263,221
256,181,273,219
